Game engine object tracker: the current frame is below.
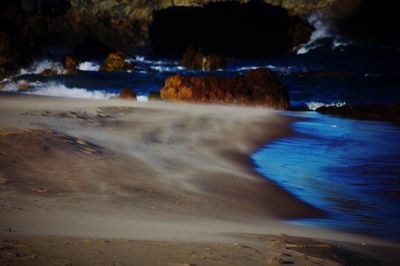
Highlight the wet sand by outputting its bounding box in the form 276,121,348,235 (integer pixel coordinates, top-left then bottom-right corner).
0,94,399,265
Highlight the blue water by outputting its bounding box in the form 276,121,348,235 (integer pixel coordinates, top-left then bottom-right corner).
2,39,400,239
253,112,400,239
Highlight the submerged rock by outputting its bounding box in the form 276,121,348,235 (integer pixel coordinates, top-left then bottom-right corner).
316,104,400,124
160,68,290,110
119,88,136,100
182,47,225,71
100,52,134,72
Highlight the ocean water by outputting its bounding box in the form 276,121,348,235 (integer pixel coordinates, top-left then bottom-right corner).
1,37,400,239
253,112,400,239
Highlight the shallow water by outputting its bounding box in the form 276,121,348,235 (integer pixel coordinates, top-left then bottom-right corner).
252,112,400,239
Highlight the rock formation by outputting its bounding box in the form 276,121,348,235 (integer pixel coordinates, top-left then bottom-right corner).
65,56,79,74
160,68,290,110
119,88,136,100
181,47,225,71
100,52,134,72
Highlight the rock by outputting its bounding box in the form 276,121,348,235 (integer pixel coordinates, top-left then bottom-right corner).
119,88,136,100
41,69,59,76
160,68,290,110
100,52,134,72
18,83,33,91
65,56,79,74
316,104,400,124
182,47,225,71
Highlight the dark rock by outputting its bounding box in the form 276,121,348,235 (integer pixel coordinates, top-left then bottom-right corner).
181,47,225,71
160,68,290,110
316,104,400,124
65,56,79,74
100,52,134,72
119,88,136,100
41,68,59,76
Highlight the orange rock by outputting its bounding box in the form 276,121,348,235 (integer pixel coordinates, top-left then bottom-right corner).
160,68,290,110
18,83,32,91
100,52,134,72
119,88,136,100
65,56,79,74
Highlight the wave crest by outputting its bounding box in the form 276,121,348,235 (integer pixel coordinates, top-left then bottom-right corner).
78,61,100,71
19,60,64,75
306,101,347,111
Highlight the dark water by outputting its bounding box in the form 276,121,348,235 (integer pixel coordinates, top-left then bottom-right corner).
2,38,400,239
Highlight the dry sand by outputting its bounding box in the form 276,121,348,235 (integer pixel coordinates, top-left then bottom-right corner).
0,94,399,265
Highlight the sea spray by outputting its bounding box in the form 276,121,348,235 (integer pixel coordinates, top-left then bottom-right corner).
21,82,116,99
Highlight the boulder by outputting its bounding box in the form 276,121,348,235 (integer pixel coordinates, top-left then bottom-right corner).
160,68,290,110
119,88,136,100
65,56,79,74
18,83,33,91
316,104,400,124
182,47,225,71
100,52,134,72
41,69,59,76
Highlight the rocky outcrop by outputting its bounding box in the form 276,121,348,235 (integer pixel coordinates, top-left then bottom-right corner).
65,56,79,74
182,47,225,71
160,68,290,110
316,104,400,124
100,52,134,72
119,88,136,100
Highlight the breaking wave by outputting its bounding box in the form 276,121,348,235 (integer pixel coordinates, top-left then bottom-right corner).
78,61,100,72
296,13,352,55
18,59,64,75
306,101,347,111
3,81,116,99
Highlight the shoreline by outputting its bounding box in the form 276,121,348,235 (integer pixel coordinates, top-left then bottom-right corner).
0,94,399,264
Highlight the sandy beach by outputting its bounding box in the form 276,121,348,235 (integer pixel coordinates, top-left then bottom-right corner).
0,94,399,265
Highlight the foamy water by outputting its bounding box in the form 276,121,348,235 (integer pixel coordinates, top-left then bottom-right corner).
19,59,64,75
78,61,100,72
11,81,117,99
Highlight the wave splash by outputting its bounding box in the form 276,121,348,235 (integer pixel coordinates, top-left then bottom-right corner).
2,81,116,99
78,61,100,72
306,101,346,111
18,60,64,75
296,13,351,54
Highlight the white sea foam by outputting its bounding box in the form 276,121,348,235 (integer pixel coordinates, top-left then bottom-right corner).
150,65,184,72
306,101,347,111
296,14,354,55
19,59,64,75
136,95,148,102
20,82,116,99
78,61,100,71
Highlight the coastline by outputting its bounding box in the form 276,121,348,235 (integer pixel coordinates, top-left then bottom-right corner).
0,94,399,265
